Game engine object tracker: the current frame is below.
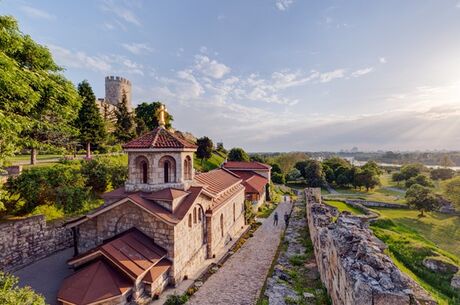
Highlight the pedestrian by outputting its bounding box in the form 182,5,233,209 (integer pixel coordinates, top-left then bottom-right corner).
284,212,290,227
273,211,278,226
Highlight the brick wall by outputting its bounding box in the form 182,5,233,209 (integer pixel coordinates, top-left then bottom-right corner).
0,215,73,272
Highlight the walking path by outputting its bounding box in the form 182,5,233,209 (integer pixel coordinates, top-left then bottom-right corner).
187,201,293,305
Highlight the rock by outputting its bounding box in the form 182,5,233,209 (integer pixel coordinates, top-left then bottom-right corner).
303,292,315,301
194,281,203,288
451,272,460,289
422,257,459,274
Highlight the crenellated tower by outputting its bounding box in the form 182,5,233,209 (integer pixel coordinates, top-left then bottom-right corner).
105,76,132,112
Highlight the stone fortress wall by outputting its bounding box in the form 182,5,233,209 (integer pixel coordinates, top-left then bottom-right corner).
304,188,436,305
0,215,73,272
105,76,132,112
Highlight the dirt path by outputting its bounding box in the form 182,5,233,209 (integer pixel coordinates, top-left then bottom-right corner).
187,201,293,305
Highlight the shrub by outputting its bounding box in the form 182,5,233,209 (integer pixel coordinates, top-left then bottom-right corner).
7,164,90,213
272,172,285,184
80,156,128,193
31,204,64,221
164,294,189,305
0,272,46,305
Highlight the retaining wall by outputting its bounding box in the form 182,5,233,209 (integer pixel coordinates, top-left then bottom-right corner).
0,215,73,272
305,188,436,305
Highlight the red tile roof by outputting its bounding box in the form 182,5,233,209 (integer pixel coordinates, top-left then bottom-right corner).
231,170,268,194
58,259,132,305
142,258,172,284
141,188,189,201
223,161,271,171
122,127,197,149
68,229,167,280
195,169,242,197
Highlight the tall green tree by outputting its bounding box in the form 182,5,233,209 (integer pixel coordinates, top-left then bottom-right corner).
114,92,135,143
228,147,250,162
196,136,213,165
405,184,439,217
0,16,80,165
76,80,106,158
135,101,173,133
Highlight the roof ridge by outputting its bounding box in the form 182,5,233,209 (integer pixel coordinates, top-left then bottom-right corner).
151,127,162,148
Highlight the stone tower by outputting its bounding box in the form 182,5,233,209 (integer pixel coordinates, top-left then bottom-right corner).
105,76,132,112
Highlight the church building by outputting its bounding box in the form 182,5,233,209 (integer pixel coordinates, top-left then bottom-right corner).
58,105,248,305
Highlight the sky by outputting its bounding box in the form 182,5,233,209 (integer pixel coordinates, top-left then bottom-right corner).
2,0,460,152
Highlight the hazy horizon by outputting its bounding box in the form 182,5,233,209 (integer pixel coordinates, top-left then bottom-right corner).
3,0,460,151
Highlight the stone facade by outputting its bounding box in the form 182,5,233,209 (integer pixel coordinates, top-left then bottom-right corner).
0,215,73,272
105,76,132,112
125,150,195,192
77,201,174,256
305,188,436,305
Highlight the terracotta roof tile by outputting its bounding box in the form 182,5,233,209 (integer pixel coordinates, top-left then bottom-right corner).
141,188,189,201
195,169,242,196
223,161,271,171
230,170,268,194
122,127,197,149
142,258,172,284
58,259,132,305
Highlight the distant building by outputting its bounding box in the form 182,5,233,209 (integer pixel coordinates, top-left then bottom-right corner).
96,76,133,123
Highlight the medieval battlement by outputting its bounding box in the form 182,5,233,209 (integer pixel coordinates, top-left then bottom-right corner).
105,75,131,85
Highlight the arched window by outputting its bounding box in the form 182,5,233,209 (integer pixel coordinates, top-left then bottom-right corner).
164,161,170,183
233,203,236,222
184,155,192,180
159,156,176,183
188,214,192,228
135,156,149,184
140,160,148,183
220,214,224,237
198,208,202,221
193,207,197,224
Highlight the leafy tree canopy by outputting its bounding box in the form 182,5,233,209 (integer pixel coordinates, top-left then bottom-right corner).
135,101,173,132
430,168,456,181
228,147,249,162
196,136,213,162
0,16,81,165
0,271,46,305
441,176,460,209
400,163,427,180
114,92,135,143
405,184,439,217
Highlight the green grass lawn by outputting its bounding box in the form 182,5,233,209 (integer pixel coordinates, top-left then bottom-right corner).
371,208,460,258
194,151,226,172
370,208,460,304
323,200,364,215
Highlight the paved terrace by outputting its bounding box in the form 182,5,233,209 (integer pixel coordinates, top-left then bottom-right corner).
187,200,293,305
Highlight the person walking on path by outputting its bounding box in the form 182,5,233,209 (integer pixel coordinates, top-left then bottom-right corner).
273,211,278,226
284,212,290,227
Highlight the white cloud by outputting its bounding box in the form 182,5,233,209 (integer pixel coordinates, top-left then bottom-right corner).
47,44,145,75
379,57,387,64
47,44,112,72
122,43,154,55
276,0,294,11
320,69,345,83
20,5,55,20
194,55,231,79
100,0,141,27
351,67,374,78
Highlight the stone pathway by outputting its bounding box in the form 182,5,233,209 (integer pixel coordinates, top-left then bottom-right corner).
263,201,327,305
187,201,293,305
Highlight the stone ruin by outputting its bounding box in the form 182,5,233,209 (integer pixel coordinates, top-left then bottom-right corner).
304,188,437,305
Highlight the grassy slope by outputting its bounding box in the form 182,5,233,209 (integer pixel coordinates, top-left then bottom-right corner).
324,200,364,215
193,151,226,172
370,209,460,304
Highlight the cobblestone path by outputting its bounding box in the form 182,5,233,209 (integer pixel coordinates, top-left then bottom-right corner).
187,201,293,305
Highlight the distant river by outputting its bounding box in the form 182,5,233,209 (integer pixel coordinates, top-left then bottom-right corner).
351,159,460,171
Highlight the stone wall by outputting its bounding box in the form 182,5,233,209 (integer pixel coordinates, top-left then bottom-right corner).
0,215,73,272
305,188,436,305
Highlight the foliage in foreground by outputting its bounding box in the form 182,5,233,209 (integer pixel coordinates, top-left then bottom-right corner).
164,294,188,305
371,219,460,303
0,272,46,305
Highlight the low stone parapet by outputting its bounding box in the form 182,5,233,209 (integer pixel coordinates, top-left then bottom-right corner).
0,215,73,272
305,188,436,305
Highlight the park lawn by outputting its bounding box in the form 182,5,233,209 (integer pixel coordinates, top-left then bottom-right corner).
6,154,64,162
328,187,406,204
323,200,364,215
370,208,460,258
370,208,460,303
194,151,226,172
